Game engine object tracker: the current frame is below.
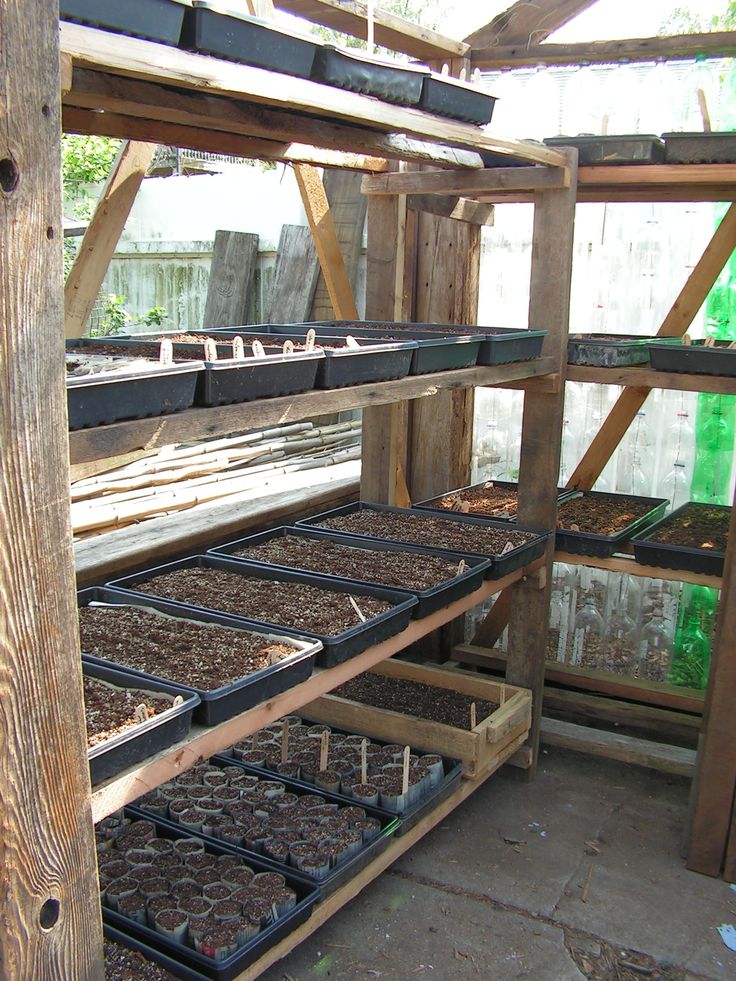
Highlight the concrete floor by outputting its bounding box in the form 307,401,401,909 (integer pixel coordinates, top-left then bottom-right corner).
261,748,736,981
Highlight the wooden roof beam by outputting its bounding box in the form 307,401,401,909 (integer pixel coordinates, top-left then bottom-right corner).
472,30,736,70
362,165,569,198
273,0,470,62
465,0,599,48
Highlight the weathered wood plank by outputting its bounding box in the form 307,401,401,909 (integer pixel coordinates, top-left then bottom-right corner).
266,224,320,323
64,140,156,337
407,193,494,226
362,166,569,197
465,0,598,47
0,1,103,974
310,169,367,322
203,230,259,328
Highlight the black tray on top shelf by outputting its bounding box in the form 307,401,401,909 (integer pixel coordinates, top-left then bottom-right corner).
543,135,665,165
555,491,669,558
567,334,678,367
103,813,319,981
649,339,736,377
632,502,729,577
207,525,490,618
419,72,496,125
414,480,576,522
297,502,550,578
105,923,210,981
311,45,427,104
181,2,319,78
85,662,200,786
131,759,399,897
295,320,546,367
78,586,320,727
663,132,736,164
205,330,416,388
106,556,417,669
60,0,187,45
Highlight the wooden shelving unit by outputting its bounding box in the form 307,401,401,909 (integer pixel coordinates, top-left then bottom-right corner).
566,363,736,395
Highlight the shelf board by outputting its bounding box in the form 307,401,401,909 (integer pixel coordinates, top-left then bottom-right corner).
576,164,736,204
555,550,722,590
90,560,542,823
566,363,736,395
68,358,556,466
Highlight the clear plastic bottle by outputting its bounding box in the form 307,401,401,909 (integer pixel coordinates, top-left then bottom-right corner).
661,460,691,512
571,595,605,668
638,605,673,683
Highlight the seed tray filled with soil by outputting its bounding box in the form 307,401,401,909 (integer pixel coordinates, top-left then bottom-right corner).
543,134,665,165
419,72,497,125
107,556,417,668
105,928,209,981
304,658,532,780
98,811,318,981
78,587,320,727
633,502,730,576
60,0,188,46
180,2,319,78
663,132,736,164
208,525,490,618
310,44,427,104
555,491,668,557
85,661,200,787
218,713,463,837
298,502,550,578
129,757,398,898
566,333,678,367
649,339,736,377
415,480,575,522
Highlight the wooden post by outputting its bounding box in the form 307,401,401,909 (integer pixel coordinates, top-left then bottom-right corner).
505,148,578,773
64,140,157,337
1,1,104,975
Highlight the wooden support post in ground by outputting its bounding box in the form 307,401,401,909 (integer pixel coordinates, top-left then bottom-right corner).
266,224,320,322
1,1,104,974
203,230,259,328
64,140,156,337
504,148,578,772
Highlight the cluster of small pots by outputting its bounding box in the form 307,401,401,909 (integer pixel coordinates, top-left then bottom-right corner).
231,717,445,814
132,761,383,881
96,815,295,962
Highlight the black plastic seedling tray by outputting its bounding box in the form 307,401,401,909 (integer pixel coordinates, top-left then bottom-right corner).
649,339,736,377
85,661,200,786
543,134,665,165
311,45,427,104
142,758,399,897
567,333,678,367
555,491,669,558
104,924,211,981
60,0,187,45
106,555,417,669
181,2,318,78
78,586,320,727
103,813,319,981
207,525,490,618
414,480,576,522
632,503,729,577
297,502,550,579
419,73,496,124
663,132,736,164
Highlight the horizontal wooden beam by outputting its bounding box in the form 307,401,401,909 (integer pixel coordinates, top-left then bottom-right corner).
63,106,389,172
566,363,736,396
60,23,567,166
274,0,469,62
472,30,736,70
406,193,494,226
362,165,569,197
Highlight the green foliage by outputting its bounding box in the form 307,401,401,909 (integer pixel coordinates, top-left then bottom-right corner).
661,2,736,33
62,135,120,186
141,306,168,328
90,294,131,337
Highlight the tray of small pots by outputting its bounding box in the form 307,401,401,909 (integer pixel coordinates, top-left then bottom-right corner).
632,501,730,577
222,715,463,838
84,661,200,786
297,502,550,579
555,490,669,557
127,756,399,898
208,525,490,618
79,587,321,726
106,555,417,668
105,926,210,981
414,480,576,522
96,812,319,980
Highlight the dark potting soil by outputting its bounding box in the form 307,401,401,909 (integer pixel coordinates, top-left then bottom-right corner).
72,342,201,363
79,606,297,690
313,510,534,553
234,535,463,589
84,677,172,748
648,503,729,550
427,482,519,517
126,567,393,635
334,674,497,727
104,939,178,981
556,495,655,535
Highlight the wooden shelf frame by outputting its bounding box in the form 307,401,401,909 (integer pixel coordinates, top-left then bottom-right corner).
566,364,736,395
554,550,723,590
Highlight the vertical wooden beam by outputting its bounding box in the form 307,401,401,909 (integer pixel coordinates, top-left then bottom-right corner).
687,482,736,878
505,148,578,772
64,139,156,337
293,163,360,320
1,1,104,976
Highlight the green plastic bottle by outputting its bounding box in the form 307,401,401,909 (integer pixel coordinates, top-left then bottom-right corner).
668,611,710,689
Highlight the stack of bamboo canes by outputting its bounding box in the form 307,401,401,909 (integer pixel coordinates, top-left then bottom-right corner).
71,420,361,538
